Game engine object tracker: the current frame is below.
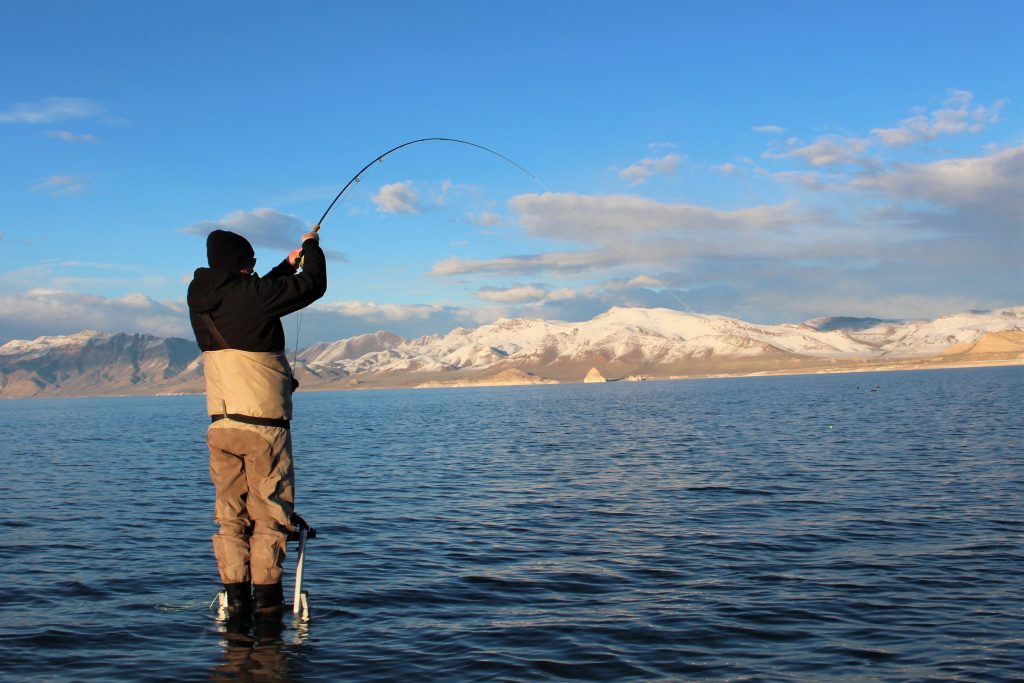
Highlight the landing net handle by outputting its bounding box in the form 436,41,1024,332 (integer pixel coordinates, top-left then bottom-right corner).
290,513,317,617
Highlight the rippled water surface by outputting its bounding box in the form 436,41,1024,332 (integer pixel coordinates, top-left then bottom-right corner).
1,367,1022,681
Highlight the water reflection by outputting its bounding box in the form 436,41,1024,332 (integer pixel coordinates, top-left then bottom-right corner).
211,614,308,683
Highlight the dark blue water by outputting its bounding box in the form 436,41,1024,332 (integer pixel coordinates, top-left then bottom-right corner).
1,367,1021,681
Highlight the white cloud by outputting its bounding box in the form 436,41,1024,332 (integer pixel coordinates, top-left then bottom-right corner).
604,274,664,290
32,175,86,196
288,300,481,342
765,135,873,167
713,162,739,174
508,192,816,242
753,125,785,134
372,182,421,214
546,288,578,301
618,153,682,185
315,300,443,321
759,170,828,191
429,233,852,279
850,144,1023,211
0,260,171,294
430,249,621,277
475,284,549,303
0,289,189,341
47,130,97,143
467,211,504,227
0,97,102,124
182,207,318,253
872,89,1007,147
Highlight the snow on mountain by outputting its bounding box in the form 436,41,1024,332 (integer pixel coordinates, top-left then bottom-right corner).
0,331,200,397
0,329,108,356
292,305,1024,379
300,331,404,364
2,305,1021,397
843,307,1024,358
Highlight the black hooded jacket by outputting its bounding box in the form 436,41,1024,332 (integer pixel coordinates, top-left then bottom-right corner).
187,238,327,352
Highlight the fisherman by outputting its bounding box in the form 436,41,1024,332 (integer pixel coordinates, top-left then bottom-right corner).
187,227,327,619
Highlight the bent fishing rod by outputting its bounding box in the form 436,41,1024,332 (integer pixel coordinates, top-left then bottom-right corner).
292,137,550,361
313,137,550,231
293,137,693,362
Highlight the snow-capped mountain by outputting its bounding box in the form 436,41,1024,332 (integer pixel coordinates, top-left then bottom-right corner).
0,331,200,397
295,306,1024,383
1,306,1021,397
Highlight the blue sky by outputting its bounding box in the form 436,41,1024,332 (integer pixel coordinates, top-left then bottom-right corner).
1,1,1021,344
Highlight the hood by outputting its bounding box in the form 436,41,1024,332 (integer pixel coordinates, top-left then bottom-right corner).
187,267,245,314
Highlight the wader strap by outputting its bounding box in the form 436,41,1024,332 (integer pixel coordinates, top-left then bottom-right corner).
211,414,291,430
199,312,232,350
199,312,299,393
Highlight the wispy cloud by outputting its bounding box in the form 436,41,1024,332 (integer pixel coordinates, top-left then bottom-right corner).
850,144,1023,214
429,236,843,279
0,97,102,124
603,274,665,290
753,124,785,134
0,260,169,294
430,249,620,277
372,181,421,214
181,207,347,260
182,207,305,249
758,169,828,191
872,89,1006,147
508,192,817,242
0,289,188,341
618,153,682,185
289,300,480,342
475,284,549,303
764,135,873,168
47,130,97,143
315,300,443,321
466,211,504,227
32,175,87,196
759,90,1007,175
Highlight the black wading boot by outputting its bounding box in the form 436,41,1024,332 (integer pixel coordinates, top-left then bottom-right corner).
222,582,253,628
253,582,284,617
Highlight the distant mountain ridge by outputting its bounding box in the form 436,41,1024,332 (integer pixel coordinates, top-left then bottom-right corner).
0,331,201,398
1,306,1022,398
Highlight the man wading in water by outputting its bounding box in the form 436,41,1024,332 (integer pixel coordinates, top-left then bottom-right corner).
187,227,326,619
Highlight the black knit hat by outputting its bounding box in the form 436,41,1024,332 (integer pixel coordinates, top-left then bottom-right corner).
206,229,255,272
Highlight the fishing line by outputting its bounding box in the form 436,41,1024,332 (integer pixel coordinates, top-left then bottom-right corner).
317,137,551,228
290,137,692,368
291,137,550,366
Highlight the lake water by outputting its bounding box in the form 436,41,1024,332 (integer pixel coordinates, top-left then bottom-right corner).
0,366,1021,681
